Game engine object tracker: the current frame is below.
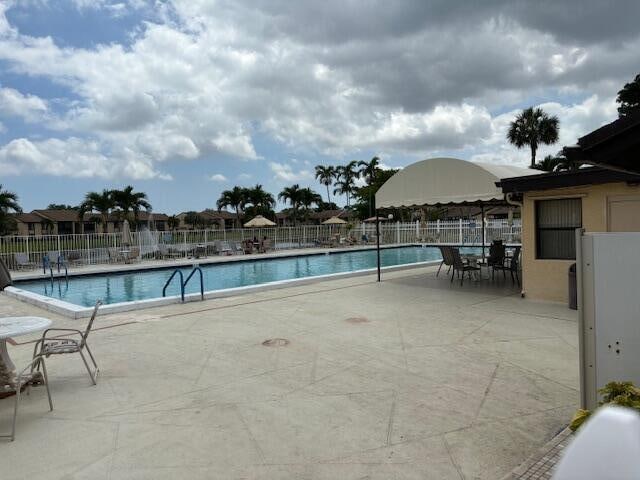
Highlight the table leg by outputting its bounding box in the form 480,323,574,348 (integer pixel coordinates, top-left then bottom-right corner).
0,339,15,372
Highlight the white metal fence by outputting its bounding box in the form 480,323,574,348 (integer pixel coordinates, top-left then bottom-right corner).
0,220,521,271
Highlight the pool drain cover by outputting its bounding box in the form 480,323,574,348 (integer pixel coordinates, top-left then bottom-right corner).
262,338,290,347
346,316,369,324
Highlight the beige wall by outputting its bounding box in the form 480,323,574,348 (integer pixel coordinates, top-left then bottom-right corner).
522,182,640,302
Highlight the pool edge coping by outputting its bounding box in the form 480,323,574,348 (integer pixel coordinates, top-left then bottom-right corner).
4,260,441,319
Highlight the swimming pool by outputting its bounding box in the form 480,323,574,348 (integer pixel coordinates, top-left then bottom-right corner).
9,246,477,316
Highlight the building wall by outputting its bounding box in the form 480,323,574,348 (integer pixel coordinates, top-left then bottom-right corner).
522,182,640,302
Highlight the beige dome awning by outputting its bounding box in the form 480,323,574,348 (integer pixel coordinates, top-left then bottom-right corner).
376,157,534,208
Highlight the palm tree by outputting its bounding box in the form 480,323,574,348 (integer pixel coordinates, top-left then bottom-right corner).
314,165,336,203
78,189,115,233
278,184,304,225
358,156,380,185
531,155,563,172
0,184,21,235
217,186,247,227
507,107,560,168
0,184,21,215
358,156,380,217
244,184,276,218
299,187,322,222
112,186,152,229
333,161,360,207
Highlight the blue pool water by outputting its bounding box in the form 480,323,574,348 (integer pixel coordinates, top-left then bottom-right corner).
16,246,474,307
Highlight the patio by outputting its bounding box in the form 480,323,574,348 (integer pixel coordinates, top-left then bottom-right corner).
0,266,578,479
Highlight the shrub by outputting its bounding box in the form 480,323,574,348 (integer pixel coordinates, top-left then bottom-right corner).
570,381,640,431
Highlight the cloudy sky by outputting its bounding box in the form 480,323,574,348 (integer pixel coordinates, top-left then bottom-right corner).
1,0,638,213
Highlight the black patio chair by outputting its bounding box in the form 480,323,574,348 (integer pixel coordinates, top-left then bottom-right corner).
436,246,455,277
450,248,480,286
493,246,521,286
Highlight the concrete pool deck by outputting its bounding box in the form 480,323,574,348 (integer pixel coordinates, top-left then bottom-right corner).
0,266,578,479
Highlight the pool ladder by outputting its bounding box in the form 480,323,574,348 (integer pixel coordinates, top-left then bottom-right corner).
43,255,68,287
162,266,204,302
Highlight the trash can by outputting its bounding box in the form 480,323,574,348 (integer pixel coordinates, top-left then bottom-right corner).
568,263,577,310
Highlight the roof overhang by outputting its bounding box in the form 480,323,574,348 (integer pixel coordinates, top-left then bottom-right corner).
498,167,640,194
563,113,640,174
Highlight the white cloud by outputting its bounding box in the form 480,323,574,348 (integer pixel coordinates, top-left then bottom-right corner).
0,86,48,122
237,173,252,180
269,162,313,182
0,0,636,180
0,137,171,179
209,173,228,182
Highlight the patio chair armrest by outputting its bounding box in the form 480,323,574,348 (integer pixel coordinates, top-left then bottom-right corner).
40,328,83,339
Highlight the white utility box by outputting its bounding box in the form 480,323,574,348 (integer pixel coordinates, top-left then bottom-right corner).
577,231,640,410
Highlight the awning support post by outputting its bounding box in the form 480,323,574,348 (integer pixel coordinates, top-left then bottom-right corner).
481,204,486,259
376,210,381,282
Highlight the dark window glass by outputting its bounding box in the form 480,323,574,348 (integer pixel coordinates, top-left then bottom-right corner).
536,198,582,259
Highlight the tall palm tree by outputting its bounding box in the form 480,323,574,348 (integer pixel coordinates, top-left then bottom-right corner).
112,186,152,229
358,156,380,186
217,186,247,227
0,184,21,235
358,156,380,217
314,165,336,203
333,161,360,207
278,184,304,225
299,187,322,222
78,189,115,233
507,107,560,168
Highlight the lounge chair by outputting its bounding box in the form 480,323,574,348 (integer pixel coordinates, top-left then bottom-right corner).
214,241,233,255
108,247,124,263
450,248,480,286
158,244,181,259
232,242,245,255
32,300,102,385
493,246,521,286
14,253,37,271
44,251,66,272
1,355,53,441
436,246,454,277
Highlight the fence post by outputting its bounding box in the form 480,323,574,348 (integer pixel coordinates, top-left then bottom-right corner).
25,235,29,261
183,231,187,257
459,219,463,245
85,234,90,264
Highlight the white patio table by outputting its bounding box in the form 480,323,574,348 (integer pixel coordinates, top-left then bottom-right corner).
0,317,52,372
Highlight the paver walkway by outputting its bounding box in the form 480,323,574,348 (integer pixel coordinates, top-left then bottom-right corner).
0,266,578,479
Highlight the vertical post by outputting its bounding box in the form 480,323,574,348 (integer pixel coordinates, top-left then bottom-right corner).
458,218,463,245
396,221,400,244
85,234,90,264
183,231,187,258
481,204,486,259
376,211,381,282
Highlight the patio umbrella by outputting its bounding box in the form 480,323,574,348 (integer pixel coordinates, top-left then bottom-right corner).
122,219,133,245
364,216,389,222
243,215,276,227
322,216,347,225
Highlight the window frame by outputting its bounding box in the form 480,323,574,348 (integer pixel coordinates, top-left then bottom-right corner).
535,197,582,260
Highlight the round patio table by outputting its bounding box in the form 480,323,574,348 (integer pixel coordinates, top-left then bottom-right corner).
0,317,52,372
